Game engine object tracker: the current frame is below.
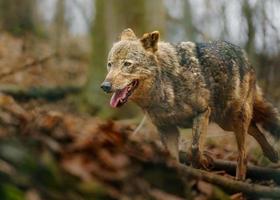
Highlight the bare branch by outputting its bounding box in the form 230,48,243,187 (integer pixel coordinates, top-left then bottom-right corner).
0,53,55,80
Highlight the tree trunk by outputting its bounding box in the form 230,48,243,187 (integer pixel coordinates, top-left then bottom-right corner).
183,0,195,41
242,0,255,60
0,0,38,35
53,0,67,56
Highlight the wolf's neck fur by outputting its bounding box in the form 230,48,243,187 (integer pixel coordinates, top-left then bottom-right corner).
136,41,199,111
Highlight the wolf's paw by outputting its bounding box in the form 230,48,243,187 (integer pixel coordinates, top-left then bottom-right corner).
191,151,214,170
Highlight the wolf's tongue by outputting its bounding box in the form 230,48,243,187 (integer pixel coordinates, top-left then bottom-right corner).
110,87,128,108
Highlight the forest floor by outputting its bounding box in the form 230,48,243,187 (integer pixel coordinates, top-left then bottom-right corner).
0,33,280,200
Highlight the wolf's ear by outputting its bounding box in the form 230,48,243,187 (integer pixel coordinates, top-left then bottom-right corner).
140,31,160,52
120,28,137,41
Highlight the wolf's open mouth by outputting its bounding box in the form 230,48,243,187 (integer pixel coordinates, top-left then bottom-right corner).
110,80,139,108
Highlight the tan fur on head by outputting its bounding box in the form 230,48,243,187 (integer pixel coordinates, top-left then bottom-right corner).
140,31,160,52
120,28,137,41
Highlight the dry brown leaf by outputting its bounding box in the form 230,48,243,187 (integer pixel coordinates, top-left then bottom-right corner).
197,181,213,196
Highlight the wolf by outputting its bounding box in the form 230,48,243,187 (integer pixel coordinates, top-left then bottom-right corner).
101,28,280,180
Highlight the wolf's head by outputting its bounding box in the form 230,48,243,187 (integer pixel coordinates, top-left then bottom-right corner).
101,28,160,108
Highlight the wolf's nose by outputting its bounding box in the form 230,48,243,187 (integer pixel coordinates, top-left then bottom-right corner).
101,81,112,93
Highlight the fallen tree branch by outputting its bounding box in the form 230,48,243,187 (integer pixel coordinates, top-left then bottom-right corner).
0,53,55,79
0,85,82,101
179,151,280,184
212,159,280,183
177,164,280,198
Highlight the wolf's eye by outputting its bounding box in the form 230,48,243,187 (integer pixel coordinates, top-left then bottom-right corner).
124,61,132,67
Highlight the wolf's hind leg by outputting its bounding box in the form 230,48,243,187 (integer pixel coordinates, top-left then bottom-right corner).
191,107,213,169
249,123,279,162
158,125,179,161
233,105,251,180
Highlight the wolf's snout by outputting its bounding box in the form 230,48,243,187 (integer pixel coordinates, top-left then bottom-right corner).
101,81,112,93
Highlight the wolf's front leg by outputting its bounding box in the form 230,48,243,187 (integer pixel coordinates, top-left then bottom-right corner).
157,125,180,161
191,107,212,169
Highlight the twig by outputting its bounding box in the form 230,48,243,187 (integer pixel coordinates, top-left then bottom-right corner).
0,53,55,79
132,114,147,136
177,163,280,198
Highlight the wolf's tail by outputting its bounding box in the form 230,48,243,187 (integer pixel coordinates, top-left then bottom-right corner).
252,87,280,139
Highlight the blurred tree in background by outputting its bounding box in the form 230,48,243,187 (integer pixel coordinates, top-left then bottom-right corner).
53,0,67,55
0,0,40,35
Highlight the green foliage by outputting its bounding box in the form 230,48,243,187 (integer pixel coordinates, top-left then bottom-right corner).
0,184,25,200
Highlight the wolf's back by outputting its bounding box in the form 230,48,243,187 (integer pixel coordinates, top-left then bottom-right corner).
192,41,254,116
195,41,252,80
